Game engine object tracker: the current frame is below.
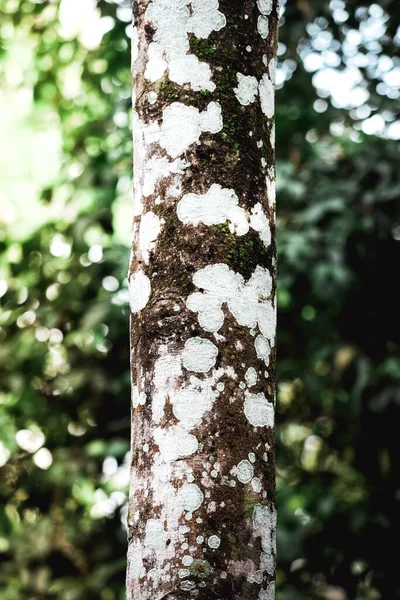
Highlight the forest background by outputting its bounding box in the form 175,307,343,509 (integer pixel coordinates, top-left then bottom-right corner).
0,0,399,598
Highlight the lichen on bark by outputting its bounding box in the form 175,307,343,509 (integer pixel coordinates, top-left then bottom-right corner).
128,1,280,598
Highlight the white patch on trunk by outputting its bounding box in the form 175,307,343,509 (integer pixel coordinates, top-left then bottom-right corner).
252,477,262,493
159,102,223,159
154,428,198,461
144,0,226,91
127,542,144,579
257,15,269,39
237,459,254,483
145,519,166,550
187,264,274,340
177,184,249,235
244,393,274,428
139,211,161,263
178,483,204,512
207,535,221,548
172,388,213,427
255,334,271,366
182,337,219,373
257,0,273,15
250,202,272,247
143,156,188,197
268,57,276,84
234,73,259,105
245,367,258,387
129,270,151,313
147,91,158,105
259,583,275,600
259,74,274,118
132,385,146,409
153,351,182,423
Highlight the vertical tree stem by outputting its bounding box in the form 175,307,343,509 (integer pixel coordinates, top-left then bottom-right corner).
128,1,280,598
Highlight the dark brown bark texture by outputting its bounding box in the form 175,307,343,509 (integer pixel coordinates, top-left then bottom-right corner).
127,1,279,598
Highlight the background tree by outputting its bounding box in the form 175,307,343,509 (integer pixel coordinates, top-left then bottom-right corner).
0,0,399,599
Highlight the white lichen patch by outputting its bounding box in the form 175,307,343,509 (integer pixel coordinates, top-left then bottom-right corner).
178,483,204,512
245,367,258,387
259,583,275,600
177,184,249,235
234,73,259,105
182,337,219,373
127,541,143,579
237,459,254,483
268,57,276,84
250,203,272,247
254,334,271,366
139,211,161,263
160,102,223,158
178,185,271,246
252,477,262,493
144,0,226,91
253,503,276,574
257,0,273,38
132,385,146,409
143,155,188,197
129,270,151,313
154,427,198,462
187,264,275,340
147,91,158,105
153,351,182,423
145,518,166,550
257,15,269,39
172,388,213,427
207,535,221,549
244,393,274,428
259,74,274,118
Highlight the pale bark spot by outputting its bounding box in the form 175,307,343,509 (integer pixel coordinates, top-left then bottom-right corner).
250,202,272,247
172,388,213,426
252,477,263,493
188,264,274,339
259,74,274,118
237,459,254,483
207,534,221,549
144,0,226,91
139,211,161,264
234,73,259,105
257,15,269,39
143,156,188,198
129,270,151,313
259,583,276,600
255,334,271,366
127,542,143,579
177,183,249,235
257,0,273,15
147,91,158,105
154,428,199,461
244,393,274,428
182,337,218,373
178,483,204,512
132,385,146,409
159,102,223,159
268,57,277,84
145,519,166,550
153,352,182,423
245,367,258,387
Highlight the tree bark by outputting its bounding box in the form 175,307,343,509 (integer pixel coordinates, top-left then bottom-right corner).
127,1,279,598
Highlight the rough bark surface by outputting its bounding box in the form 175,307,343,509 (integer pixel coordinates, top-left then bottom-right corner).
127,1,280,598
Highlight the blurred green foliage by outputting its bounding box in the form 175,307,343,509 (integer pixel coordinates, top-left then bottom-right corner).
0,0,399,599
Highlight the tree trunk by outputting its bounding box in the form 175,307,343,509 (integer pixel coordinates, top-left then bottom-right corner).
127,1,279,598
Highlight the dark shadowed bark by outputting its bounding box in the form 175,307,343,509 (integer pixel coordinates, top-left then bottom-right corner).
127,1,280,598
